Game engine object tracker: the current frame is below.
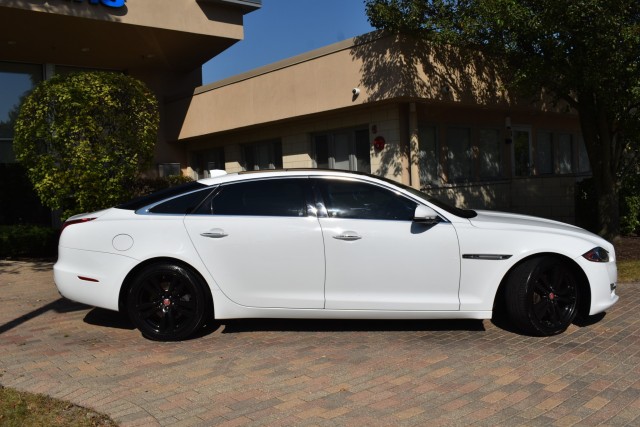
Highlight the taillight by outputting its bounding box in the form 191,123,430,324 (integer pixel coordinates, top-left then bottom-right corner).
60,217,96,233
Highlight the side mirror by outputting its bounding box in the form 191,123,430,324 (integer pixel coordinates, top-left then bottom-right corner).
413,205,440,225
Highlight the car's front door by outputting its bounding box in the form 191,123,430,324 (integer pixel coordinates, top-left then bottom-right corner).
184,177,325,308
314,177,461,311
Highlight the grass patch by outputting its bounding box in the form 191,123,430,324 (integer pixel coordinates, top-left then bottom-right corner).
618,259,640,283
0,386,116,427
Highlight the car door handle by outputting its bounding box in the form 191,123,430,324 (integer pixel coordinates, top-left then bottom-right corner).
200,229,228,238
333,231,361,241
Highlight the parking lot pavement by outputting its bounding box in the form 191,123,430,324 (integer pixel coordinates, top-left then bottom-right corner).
1,260,639,427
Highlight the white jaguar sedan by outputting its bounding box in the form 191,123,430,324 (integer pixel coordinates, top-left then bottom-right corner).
54,169,618,341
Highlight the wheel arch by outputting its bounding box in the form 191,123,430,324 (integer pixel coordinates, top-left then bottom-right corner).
118,257,214,316
492,252,591,319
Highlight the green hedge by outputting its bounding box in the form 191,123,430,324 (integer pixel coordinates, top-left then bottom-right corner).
576,177,640,236
0,225,58,258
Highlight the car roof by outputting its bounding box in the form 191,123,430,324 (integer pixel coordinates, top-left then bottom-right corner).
197,168,390,186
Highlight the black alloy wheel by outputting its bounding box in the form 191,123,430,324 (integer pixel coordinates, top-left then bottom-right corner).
127,262,208,341
506,256,579,336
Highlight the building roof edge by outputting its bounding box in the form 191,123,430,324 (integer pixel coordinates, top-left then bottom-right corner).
193,30,386,96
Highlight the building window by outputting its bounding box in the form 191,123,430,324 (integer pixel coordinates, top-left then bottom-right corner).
418,125,439,187
577,137,591,173
512,128,532,177
158,163,181,177
313,128,370,173
478,128,502,180
242,139,282,171
0,62,43,163
536,131,554,175
557,133,574,174
420,125,503,186
190,148,225,179
446,127,472,182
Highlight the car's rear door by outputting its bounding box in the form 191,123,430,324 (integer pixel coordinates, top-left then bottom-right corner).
184,177,325,308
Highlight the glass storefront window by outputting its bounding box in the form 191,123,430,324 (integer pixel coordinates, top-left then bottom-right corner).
1,62,43,162
312,128,370,173
446,127,472,182
557,133,574,174
478,128,502,179
418,125,439,187
512,128,532,177
242,140,282,171
536,131,554,175
577,136,591,173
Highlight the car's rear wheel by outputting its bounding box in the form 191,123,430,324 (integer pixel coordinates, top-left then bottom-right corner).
127,262,208,341
505,256,579,336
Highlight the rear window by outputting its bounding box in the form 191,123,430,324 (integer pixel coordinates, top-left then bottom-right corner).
193,178,309,217
116,182,208,211
148,187,213,214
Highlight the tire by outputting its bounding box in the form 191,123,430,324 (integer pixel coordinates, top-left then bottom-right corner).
127,262,209,341
505,256,579,336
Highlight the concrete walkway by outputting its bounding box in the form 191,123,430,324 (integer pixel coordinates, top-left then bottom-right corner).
1,260,639,426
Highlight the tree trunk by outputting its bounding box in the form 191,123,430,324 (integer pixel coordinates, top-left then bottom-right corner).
593,168,620,240
578,104,620,241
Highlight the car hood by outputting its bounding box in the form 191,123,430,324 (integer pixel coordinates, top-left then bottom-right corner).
469,210,613,252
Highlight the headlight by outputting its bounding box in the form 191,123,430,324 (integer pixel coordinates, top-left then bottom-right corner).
582,247,609,262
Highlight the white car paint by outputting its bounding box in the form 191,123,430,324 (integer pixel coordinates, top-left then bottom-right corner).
320,218,461,310
184,215,326,308
53,169,619,339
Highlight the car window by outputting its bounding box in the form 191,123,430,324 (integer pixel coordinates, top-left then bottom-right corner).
148,188,213,214
117,181,208,211
317,178,417,221
193,178,309,217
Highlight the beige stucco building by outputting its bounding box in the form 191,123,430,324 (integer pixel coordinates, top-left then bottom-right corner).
1,1,590,225
168,34,589,224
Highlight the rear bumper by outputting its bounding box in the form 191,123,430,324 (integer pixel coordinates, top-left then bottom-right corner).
54,247,139,311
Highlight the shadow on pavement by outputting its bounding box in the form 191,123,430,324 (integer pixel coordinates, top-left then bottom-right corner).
490,310,609,336
573,312,607,327
0,298,89,335
83,308,135,330
219,318,486,334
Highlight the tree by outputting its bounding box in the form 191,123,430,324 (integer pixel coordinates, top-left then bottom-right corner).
365,0,640,239
13,72,159,219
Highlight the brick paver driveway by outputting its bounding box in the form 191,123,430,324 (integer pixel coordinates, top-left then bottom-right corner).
1,260,639,426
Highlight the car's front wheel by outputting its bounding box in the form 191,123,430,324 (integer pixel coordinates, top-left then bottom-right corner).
505,256,579,336
127,262,209,341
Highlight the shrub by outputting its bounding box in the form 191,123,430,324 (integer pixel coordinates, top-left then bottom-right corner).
620,172,640,235
621,195,640,235
130,175,194,199
0,225,58,258
13,71,159,219
576,176,640,236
